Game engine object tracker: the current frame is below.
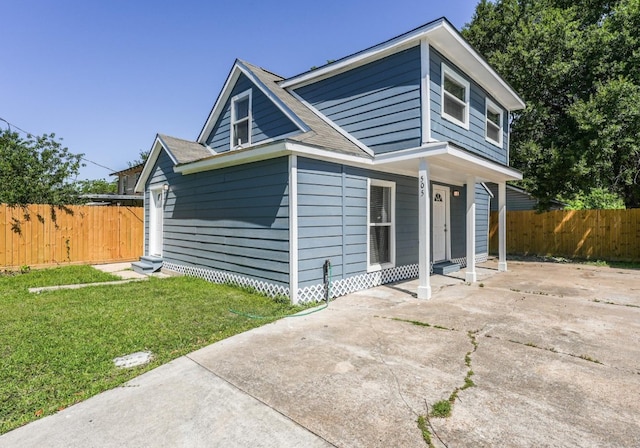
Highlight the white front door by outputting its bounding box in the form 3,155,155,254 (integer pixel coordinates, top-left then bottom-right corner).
149,187,164,256
432,185,450,262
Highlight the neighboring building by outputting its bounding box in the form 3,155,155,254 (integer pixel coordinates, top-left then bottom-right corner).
487,183,566,211
111,163,144,196
135,17,524,302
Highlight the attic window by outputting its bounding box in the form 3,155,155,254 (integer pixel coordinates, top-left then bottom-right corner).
441,64,470,129
485,98,503,147
231,90,252,148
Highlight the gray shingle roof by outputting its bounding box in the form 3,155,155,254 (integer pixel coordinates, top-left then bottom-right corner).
157,134,212,164
240,60,371,159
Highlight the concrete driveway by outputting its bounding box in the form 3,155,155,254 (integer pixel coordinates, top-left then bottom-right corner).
2,259,639,447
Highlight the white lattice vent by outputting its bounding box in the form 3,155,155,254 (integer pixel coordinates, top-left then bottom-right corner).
297,263,419,303
163,262,289,299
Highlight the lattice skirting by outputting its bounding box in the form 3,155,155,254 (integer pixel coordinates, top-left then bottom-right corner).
450,252,488,268
164,254,489,304
163,262,289,299
297,264,419,303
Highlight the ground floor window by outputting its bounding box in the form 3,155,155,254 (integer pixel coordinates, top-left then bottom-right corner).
368,179,395,271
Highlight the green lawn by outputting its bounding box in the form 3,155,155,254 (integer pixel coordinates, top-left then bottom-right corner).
0,266,304,434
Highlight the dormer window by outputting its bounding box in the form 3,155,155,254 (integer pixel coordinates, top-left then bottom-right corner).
231,90,252,148
441,64,470,129
485,98,503,147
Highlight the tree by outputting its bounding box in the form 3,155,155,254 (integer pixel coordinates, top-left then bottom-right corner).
0,129,83,207
462,0,640,208
128,149,149,168
74,178,118,195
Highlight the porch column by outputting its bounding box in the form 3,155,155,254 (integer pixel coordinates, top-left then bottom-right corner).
465,176,477,283
418,159,431,299
498,181,507,272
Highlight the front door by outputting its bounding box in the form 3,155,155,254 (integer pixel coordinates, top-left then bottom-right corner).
432,185,450,262
149,187,164,256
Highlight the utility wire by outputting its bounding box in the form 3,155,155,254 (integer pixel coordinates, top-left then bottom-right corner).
0,116,118,173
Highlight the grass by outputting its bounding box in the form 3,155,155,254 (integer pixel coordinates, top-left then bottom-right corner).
0,266,307,434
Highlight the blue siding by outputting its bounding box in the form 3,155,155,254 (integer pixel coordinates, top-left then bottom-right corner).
146,153,290,286
475,184,490,255
430,48,508,165
487,183,539,211
294,46,422,154
296,157,418,288
206,74,299,151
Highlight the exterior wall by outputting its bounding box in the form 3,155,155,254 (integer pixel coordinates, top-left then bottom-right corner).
205,74,299,151
296,157,419,291
145,151,290,287
294,46,422,154
475,184,490,256
430,47,509,165
487,183,538,211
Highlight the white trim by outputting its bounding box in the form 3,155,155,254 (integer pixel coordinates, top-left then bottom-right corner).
465,177,476,283
148,186,164,257
480,182,494,198
367,178,396,273
441,63,470,129
418,158,431,299
236,61,310,133
288,155,299,303
230,89,252,149
498,181,507,272
280,18,524,111
142,189,147,255
485,97,503,147
174,139,523,183
420,38,431,144
135,136,178,193
287,89,375,157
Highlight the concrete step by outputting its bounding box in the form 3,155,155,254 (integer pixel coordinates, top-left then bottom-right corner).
132,257,163,275
140,256,163,271
433,261,461,275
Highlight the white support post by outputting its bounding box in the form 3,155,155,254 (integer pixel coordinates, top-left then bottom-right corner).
418,159,431,299
498,181,507,272
466,177,477,283
289,155,299,303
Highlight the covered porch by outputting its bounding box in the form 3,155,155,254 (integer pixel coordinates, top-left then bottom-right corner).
374,141,522,299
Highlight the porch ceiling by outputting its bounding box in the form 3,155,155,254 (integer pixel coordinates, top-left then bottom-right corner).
373,142,522,185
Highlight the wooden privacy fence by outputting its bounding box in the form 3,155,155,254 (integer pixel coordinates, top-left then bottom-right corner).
1,204,144,269
490,209,640,262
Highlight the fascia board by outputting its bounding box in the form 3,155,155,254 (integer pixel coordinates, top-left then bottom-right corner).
235,61,310,133
281,18,524,112
134,136,176,193
280,20,443,89
196,63,242,143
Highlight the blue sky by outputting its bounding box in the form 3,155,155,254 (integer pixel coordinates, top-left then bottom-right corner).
1,0,480,181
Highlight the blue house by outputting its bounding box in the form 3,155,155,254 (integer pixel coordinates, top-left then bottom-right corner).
135,17,524,302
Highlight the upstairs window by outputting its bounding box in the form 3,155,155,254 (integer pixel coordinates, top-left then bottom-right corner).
368,179,395,271
231,90,251,148
441,64,470,129
485,98,503,146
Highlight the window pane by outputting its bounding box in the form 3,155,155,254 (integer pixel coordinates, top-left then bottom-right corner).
487,122,500,143
370,226,390,264
444,76,465,101
487,110,501,126
233,121,249,146
235,97,249,120
370,186,391,223
444,95,465,122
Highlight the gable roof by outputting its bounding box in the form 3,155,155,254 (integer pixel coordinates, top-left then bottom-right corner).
281,17,525,111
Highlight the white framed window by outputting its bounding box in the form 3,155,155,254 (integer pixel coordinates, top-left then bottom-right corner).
441,64,470,129
485,98,503,147
230,89,252,148
367,179,395,272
